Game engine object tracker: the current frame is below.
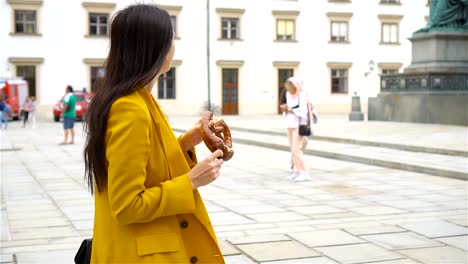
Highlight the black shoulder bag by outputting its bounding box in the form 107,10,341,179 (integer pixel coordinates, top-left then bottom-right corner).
74,238,92,264
298,95,312,136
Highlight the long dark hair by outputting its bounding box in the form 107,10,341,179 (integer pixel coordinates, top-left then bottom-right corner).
83,4,174,194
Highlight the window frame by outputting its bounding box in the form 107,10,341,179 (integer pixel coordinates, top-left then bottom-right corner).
327,12,353,44
378,62,402,75
8,0,43,36
159,5,183,39
221,17,240,40
378,14,403,45
89,13,109,36
82,2,116,38
216,8,245,41
327,62,352,95
158,67,177,100
272,10,300,42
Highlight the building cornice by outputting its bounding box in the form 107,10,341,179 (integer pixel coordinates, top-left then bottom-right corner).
216,8,245,14
83,58,105,65
9,57,44,64
272,10,300,17
216,60,244,67
159,5,182,12
82,2,116,9
327,62,352,68
273,61,300,67
7,0,43,6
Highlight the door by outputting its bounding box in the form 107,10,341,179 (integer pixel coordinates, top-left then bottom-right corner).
16,65,36,98
222,68,238,115
278,69,294,114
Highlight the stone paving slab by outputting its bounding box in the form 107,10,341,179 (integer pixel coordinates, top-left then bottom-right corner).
399,220,468,238
436,235,468,251
236,241,321,262
315,243,404,264
398,246,468,264
289,230,364,247
361,232,444,250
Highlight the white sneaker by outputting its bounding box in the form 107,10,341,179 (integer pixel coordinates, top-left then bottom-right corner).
294,173,311,182
287,172,299,180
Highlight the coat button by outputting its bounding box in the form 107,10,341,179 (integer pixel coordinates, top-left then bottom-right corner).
190,256,198,263
180,221,188,228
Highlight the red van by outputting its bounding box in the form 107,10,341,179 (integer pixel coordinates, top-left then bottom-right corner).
0,79,29,120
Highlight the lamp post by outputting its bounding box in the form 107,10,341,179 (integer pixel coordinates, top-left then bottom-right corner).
349,60,374,121
206,0,211,112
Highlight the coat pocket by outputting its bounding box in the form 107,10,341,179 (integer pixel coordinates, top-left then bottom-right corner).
135,233,181,256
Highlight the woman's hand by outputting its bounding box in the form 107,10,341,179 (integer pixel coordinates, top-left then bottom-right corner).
187,150,224,189
181,119,203,151
280,104,290,113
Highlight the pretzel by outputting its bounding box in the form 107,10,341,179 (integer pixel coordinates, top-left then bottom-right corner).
200,111,234,161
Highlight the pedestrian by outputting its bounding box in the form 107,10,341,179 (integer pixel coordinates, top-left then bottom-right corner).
22,97,31,128
29,96,37,128
61,85,76,144
82,4,225,263
0,96,5,129
280,76,312,182
1,102,11,129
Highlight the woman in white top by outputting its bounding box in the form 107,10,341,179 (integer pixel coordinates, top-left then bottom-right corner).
280,77,311,182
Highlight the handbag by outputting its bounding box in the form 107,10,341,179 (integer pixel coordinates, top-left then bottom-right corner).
74,238,92,264
298,95,312,136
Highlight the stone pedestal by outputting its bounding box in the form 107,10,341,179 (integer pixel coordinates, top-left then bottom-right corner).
405,32,468,74
349,95,364,121
368,31,468,126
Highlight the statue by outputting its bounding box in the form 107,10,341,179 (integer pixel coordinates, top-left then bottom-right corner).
416,0,468,33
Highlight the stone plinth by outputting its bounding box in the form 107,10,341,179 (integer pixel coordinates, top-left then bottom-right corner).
405,32,468,74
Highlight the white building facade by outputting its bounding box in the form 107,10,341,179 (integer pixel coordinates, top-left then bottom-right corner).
0,0,429,118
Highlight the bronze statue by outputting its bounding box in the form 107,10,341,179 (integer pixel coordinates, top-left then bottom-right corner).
417,0,468,33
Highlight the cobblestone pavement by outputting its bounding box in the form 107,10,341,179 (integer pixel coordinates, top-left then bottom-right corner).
1,120,467,264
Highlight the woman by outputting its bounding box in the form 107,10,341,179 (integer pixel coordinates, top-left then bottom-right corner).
280,77,311,182
22,97,31,128
83,4,225,263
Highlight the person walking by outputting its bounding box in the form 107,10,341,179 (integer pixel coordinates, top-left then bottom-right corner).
22,97,31,128
61,85,76,144
29,96,37,128
83,4,225,263
1,102,11,129
280,76,312,182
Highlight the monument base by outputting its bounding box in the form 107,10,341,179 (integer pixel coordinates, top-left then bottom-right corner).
368,91,468,125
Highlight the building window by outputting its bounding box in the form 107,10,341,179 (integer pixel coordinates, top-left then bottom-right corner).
90,66,105,92
327,13,353,43
158,68,176,99
160,5,183,39
170,15,177,36
382,23,399,44
15,10,36,33
82,2,116,38
382,69,398,75
272,10,299,42
89,13,108,36
221,17,240,39
216,8,244,41
380,0,400,4
276,19,295,40
331,69,348,94
331,21,348,42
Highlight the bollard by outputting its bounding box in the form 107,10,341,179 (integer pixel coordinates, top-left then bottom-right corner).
349,93,364,121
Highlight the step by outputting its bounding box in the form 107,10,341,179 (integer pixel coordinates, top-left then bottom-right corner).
173,128,468,181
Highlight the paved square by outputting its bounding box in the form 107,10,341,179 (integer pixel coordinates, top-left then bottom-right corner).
236,241,321,262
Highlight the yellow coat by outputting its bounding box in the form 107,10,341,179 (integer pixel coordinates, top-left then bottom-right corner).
91,88,224,264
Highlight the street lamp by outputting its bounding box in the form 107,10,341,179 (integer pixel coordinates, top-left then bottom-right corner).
364,60,375,77
206,0,211,112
